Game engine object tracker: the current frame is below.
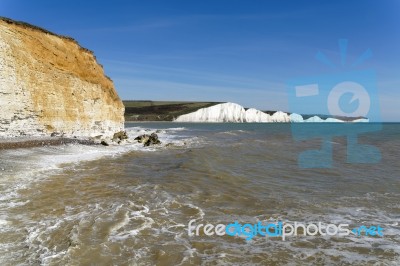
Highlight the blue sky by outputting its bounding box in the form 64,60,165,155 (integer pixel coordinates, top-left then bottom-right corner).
1,0,399,121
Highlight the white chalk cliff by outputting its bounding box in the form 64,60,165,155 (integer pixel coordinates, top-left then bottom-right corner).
174,102,369,123
174,102,246,122
0,18,124,138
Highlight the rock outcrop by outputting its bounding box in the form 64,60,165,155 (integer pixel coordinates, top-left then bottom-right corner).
134,133,161,146
0,17,124,138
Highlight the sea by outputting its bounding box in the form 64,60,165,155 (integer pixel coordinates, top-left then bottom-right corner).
0,123,399,265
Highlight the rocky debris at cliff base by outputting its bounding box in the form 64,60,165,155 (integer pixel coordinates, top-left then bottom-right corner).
112,131,129,143
92,131,131,146
98,131,162,147
100,140,109,146
50,131,65,137
134,132,161,146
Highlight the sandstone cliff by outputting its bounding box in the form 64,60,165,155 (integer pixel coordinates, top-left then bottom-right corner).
0,17,124,138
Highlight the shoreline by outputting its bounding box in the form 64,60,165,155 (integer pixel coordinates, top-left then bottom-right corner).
0,137,96,150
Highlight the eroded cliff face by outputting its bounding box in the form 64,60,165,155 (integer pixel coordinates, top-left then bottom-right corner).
0,17,124,138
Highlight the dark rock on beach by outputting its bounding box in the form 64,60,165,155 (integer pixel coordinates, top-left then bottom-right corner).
113,131,128,141
112,130,129,144
89,131,130,146
100,140,109,146
134,132,161,146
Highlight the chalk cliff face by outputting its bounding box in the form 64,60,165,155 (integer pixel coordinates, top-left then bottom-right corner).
0,18,124,138
174,103,291,123
174,102,369,123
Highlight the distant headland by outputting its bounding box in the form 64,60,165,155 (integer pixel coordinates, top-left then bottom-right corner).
123,101,368,123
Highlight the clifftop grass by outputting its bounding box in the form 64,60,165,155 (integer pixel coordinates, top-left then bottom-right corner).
122,101,366,122
123,101,222,121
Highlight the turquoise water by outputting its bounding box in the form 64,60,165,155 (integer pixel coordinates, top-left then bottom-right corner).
0,123,399,265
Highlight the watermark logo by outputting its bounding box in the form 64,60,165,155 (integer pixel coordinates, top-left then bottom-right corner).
188,220,384,241
287,39,381,168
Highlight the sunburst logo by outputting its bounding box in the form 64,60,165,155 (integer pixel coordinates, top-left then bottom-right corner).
317,39,373,119
287,39,382,168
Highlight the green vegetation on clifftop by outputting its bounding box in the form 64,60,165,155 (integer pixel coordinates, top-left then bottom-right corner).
123,101,222,121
